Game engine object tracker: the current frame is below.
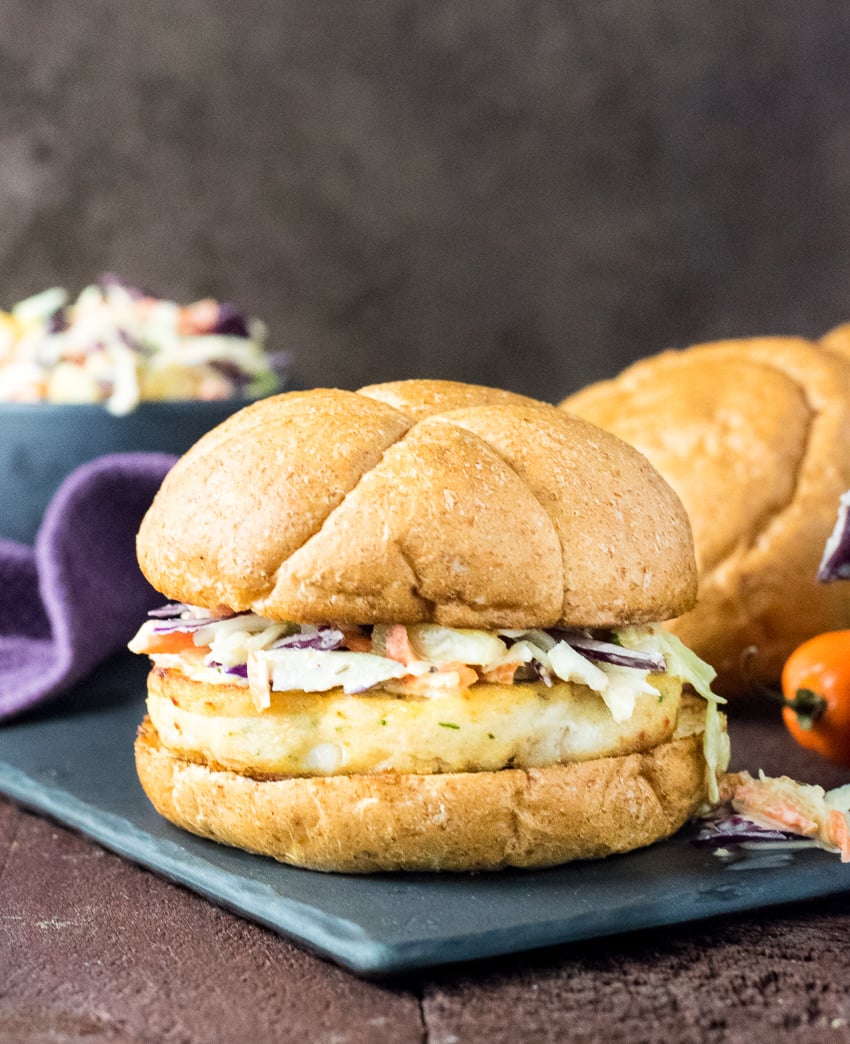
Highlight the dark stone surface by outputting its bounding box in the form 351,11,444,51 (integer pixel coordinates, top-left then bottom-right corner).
2,710,850,1042
2,3,850,401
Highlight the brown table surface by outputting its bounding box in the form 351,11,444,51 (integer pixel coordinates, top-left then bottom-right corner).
2,707,850,1044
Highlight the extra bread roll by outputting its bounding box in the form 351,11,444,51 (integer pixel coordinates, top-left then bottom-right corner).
131,380,728,872
821,322,850,363
562,338,850,695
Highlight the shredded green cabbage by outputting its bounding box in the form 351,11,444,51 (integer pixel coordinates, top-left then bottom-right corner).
617,625,726,801
657,630,726,802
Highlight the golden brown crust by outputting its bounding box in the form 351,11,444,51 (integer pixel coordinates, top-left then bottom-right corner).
357,378,543,420
134,700,715,872
434,403,695,625
136,389,414,611
137,383,696,629
561,337,850,693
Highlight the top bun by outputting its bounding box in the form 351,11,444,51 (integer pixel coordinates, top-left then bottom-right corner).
137,380,696,629
357,378,544,420
562,337,850,694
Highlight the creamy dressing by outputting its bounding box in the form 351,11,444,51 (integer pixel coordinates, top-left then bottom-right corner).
133,616,676,706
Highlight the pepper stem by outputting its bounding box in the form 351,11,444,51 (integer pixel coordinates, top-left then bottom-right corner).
783,688,828,731
739,646,827,730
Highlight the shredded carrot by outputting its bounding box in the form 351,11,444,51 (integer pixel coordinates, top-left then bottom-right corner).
139,630,200,655
731,779,820,836
385,624,418,666
133,297,158,321
177,298,220,335
827,810,850,862
343,632,373,653
338,624,372,653
450,663,480,689
402,662,479,694
481,661,520,685
728,773,822,837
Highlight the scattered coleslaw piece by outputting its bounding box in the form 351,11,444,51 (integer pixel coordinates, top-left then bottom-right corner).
818,490,850,582
697,770,850,861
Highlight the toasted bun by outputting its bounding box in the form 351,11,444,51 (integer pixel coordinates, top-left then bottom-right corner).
562,337,850,694
137,382,697,629
134,696,717,872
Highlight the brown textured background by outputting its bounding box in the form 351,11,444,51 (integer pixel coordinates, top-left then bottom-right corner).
2,3,850,400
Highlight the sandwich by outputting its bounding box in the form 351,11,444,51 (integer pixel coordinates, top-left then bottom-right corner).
129,380,728,872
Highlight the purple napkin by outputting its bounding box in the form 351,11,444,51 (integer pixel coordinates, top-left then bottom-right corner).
0,452,176,719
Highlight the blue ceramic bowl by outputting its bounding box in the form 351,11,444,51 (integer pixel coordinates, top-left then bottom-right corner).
0,399,261,544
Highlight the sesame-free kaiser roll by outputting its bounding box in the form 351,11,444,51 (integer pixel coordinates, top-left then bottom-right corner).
562,339,850,696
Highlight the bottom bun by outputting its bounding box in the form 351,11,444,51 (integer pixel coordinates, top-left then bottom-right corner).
134,697,720,873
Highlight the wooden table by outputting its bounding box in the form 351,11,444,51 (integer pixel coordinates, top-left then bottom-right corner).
2,712,850,1044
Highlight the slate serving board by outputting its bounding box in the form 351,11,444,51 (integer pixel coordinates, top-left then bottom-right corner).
1,653,849,977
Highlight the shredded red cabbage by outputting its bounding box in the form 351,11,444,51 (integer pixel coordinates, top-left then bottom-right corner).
204,660,250,678
47,307,68,333
151,616,230,635
270,626,345,652
818,491,850,582
529,659,554,686
693,811,803,848
210,302,251,338
147,603,191,619
554,631,666,672
147,603,243,634
143,607,670,693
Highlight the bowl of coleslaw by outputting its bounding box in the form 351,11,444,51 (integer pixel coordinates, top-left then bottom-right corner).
0,276,292,544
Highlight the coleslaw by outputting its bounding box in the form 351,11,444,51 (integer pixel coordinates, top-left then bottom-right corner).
0,275,287,415
129,607,729,795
